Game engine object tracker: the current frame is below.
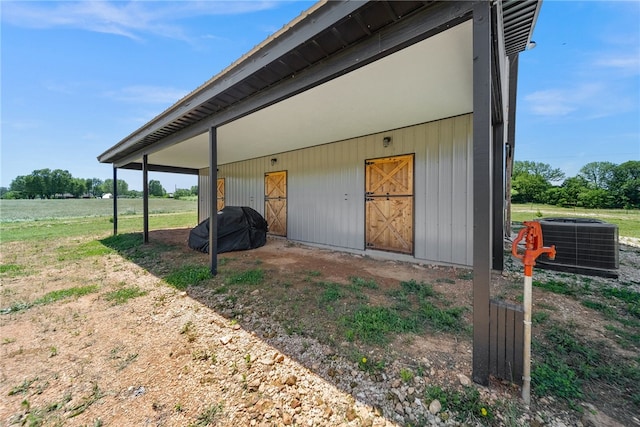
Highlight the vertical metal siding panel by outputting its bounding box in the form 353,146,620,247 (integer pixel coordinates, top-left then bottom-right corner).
438,119,454,262
198,168,210,223
423,122,440,261
412,125,427,260
452,115,470,265
289,150,301,239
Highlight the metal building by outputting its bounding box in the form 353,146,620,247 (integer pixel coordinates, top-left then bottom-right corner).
98,0,542,385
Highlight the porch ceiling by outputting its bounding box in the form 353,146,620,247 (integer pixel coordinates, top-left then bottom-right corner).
130,20,472,170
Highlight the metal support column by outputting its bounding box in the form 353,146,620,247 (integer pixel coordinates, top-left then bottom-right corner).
209,127,218,276
113,167,118,235
492,123,504,271
143,154,149,244
472,0,493,386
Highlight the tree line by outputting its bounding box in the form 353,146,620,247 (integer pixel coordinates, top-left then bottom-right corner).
512,160,639,209
0,169,197,200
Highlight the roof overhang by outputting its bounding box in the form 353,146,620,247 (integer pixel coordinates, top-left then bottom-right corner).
98,0,541,171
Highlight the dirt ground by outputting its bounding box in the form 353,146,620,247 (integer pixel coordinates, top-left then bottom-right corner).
0,228,637,426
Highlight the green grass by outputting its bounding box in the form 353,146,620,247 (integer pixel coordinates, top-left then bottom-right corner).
533,279,579,296
349,276,379,289
341,279,468,344
104,285,148,305
317,282,344,305
2,285,100,314
164,265,212,290
0,264,26,277
190,403,223,427
342,306,417,344
425,385,495,423
1,212,197,243
532,324,640,407
511,203,640,238
57,240,114,261
227,268,264,285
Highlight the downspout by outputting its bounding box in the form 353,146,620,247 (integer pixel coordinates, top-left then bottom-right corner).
505,54,519,237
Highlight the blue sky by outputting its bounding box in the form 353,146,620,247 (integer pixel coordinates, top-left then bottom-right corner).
1,1,638,192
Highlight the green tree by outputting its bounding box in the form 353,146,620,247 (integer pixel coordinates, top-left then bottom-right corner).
148,180,166,197
9,176,27,198
513,161,565,183
50,169,73,197
579,161,616,190
609,160,640,208
190,185,198,195
85,178,104,197
101,179,129,196
25,172,45,198
557,176,589,207
68,178,87,198
578,188,613,209
511,173,551,203
173,188,192,199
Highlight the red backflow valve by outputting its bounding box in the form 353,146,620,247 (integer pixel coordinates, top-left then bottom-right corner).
512,221,556,277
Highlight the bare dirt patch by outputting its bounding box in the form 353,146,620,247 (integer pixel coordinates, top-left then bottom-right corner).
1,228,638,426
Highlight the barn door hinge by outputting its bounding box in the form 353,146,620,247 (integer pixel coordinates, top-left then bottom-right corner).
366,242,375,248
365,197,374,201
365,161,374,165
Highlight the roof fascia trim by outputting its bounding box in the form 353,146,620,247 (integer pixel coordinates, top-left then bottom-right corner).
118,162,200,175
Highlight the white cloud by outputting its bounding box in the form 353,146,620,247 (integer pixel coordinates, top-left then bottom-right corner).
593,54,640,76
524,81,635,120
1,1,278,41
104,85,189,105
525,89,577,116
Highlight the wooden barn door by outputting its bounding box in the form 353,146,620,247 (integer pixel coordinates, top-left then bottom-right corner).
365,154,414,254
217,178,225,211
265,171,287,236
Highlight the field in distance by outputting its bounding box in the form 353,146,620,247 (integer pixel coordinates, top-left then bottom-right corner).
0,198,198,242
511,203,639,239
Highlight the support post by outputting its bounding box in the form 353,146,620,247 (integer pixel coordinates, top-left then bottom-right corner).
143,154,149,244
113,167,118,235
492,122,504,271
472,0,493,386
209,127,218,275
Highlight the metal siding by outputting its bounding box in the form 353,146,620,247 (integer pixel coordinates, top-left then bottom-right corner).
466,114,475,264
197,114,473,265
198,168,210,223
452,115,471,265
422,122,441,261
438,119,454,262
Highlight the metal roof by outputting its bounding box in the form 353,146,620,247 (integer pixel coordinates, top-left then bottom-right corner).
503,0,541,56
98,0,541,167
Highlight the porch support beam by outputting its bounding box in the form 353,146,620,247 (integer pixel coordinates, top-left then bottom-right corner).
492,123,504,271
143,154,149,244
472,0,493,386
113,167,118,235
209,127,218,276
